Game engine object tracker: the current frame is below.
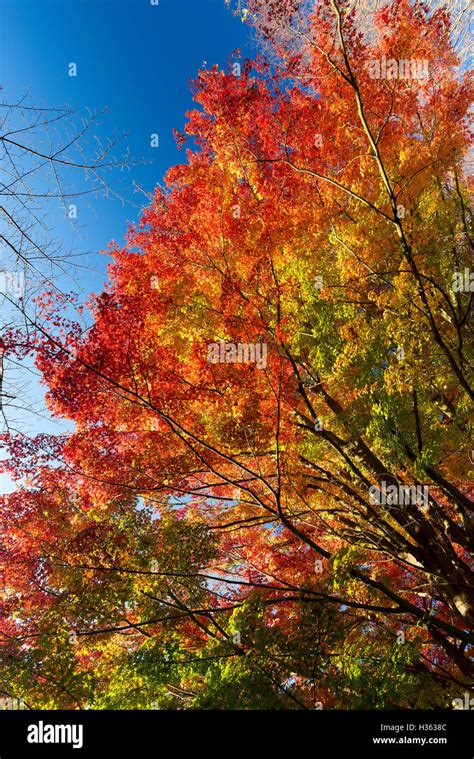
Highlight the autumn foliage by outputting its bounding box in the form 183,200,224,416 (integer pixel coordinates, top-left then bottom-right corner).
1,0,472,709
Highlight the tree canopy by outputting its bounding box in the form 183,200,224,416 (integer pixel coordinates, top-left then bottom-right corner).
1,0,472,710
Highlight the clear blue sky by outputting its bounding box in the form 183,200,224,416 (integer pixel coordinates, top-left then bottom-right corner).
0,0,254,491
1,0,253,285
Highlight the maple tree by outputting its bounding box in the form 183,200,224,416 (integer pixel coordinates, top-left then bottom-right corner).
1,0,472,709
0,97,137,427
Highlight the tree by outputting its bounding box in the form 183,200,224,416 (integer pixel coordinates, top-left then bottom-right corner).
0,97,138,429
1,0,472,709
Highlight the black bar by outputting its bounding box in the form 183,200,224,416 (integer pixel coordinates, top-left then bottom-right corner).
0,710,471,757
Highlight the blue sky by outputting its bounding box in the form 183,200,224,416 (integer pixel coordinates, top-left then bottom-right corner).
1,0,253,283
0,0,255,491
